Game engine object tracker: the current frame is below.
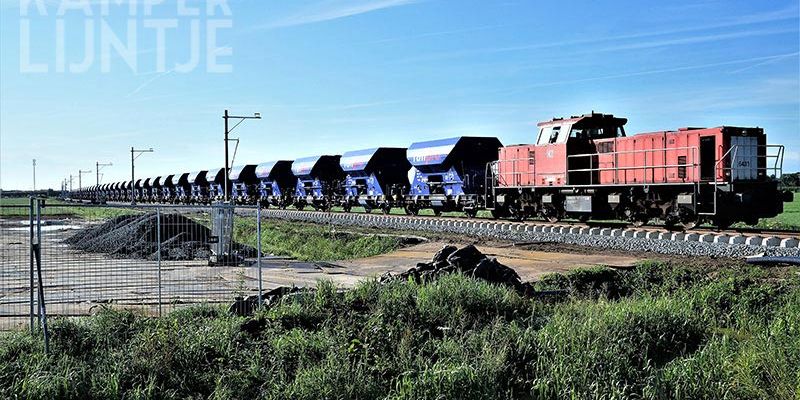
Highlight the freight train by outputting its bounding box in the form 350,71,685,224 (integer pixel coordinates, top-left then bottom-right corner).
69,112,793,229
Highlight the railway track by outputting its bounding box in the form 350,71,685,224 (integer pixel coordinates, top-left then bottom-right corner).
74,201,800,257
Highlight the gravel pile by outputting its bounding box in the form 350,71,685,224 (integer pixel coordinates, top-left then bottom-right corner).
381,244,535,295
262,211,800,259
67,213,245,261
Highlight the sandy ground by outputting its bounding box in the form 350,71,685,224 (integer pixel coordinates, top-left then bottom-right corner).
0,217,643,330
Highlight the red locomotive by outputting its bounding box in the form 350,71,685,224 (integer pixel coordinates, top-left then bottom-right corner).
489,112,791,229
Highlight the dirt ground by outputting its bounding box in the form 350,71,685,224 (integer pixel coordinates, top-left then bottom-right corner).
0,216,647,329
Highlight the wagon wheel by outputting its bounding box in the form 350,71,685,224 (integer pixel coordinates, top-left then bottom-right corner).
343,204,352,213
432,208,443,217
381,205,392,215
295,204,305,211
464,209,478,218
364,206,373,214
405,205,419,216
713,218,732,231
631,216,649,227
577,214,590,223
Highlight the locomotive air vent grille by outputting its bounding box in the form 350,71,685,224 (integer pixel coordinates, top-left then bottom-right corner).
597,142,615,153
678,156,687,179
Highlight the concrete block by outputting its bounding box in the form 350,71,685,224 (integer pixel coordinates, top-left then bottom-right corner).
699,234,715,243
762,237,781,247
646,231,660,240
745,236,763,246
712,235,730,244
622,230,636,238
780,238,800,248
600,228,613,236
610,229,624,237
683,233,700,242
632,230,648,239
728,235,746,245
569,227,582,235
589,227,602,235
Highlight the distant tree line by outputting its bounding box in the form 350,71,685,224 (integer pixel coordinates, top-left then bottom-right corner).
782,172,800,190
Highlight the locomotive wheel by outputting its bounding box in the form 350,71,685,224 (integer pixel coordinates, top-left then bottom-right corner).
509,205,525,222
432,208,443,217
296,204,305,211
405,205,419,216
577,214,590,223
490,209,504,219
343,204,352,213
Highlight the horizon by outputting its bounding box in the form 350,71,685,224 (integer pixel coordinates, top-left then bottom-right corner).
1,0,799,190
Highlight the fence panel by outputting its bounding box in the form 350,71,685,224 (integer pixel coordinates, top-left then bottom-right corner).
0,199,264,330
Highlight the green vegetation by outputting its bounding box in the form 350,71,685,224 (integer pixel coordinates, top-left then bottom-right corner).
0,197,135,220
235,219,405,261
2,262,798,399
754,195,800,230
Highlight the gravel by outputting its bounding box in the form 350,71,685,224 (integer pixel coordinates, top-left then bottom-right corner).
66,212,255,261
260,210,800,259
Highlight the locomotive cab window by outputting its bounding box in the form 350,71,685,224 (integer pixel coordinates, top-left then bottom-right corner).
548,126,561,144
568,125,626,140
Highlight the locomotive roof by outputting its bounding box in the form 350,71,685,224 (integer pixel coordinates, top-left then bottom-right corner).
537,112,627,127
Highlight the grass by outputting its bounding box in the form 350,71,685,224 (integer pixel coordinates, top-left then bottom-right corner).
753,195,800,230
1,262,798,399
0,197,135,220
234,219,405,261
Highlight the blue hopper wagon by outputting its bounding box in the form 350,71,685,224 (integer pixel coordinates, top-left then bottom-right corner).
186,171,209,204
134,179,145,202
229,165,259,205
207,168,227,202
150,176,163,203
406,136,502,216
161,174,176,203
255,161,295,208
292,155,344,211
340,147,411,214
173,173,191,204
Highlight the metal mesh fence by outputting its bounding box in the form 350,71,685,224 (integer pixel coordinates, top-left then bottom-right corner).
0,199,264,331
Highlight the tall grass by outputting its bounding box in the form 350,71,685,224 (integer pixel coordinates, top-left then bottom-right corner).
1,263,798,399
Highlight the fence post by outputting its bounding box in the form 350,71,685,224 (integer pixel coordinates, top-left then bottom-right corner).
34,199,49,353
28,197,35,334
257,205,263,305
156,207,162,317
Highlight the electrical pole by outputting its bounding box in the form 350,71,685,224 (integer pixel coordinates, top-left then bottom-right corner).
131,147,154,204
69,174,73,192
78,170,92,190
96,161,113,185
32,159,36,193
222,109,261,202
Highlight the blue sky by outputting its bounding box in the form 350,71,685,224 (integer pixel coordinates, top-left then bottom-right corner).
0,0,798,190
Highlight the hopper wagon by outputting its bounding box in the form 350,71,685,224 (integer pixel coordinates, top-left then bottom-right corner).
229,165,259,205
340,147,411,214
292,155,344,211
406,136,502,216
255,161,295,208
186,171,209,204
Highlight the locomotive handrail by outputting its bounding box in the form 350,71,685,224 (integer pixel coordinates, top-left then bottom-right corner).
703,144,784,216
566,145,699,185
